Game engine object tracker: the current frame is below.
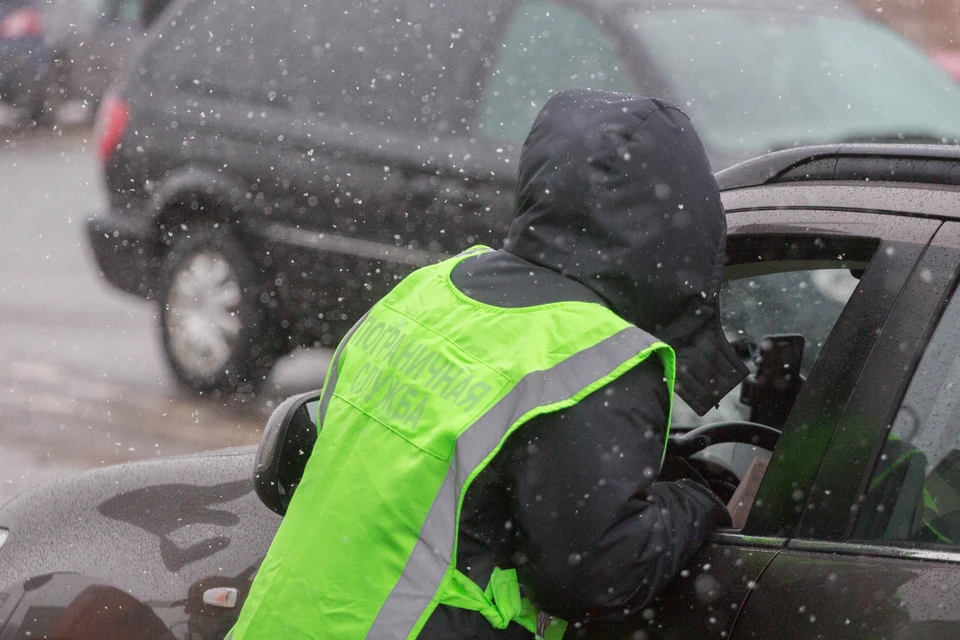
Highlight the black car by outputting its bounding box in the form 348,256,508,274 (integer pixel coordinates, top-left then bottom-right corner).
0,0,54,123
16,144,960,638
85,0,960,396
0,0,169,126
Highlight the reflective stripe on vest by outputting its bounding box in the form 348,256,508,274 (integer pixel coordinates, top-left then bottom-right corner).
226,247,676,640
367,326,659,637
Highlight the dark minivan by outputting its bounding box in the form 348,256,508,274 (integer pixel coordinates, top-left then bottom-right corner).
86,0,960,394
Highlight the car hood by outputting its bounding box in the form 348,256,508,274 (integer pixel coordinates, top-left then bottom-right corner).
0,447,280,635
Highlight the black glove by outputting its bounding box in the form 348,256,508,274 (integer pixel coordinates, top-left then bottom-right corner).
658,455,711,487
659,456,733,528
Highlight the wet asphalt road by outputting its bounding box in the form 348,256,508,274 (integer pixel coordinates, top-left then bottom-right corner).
0,124,331,505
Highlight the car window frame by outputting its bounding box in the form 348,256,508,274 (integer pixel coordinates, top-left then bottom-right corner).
714,208,941,542
795,221,960,546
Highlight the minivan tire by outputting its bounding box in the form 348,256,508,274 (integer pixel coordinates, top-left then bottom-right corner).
157,223,279,396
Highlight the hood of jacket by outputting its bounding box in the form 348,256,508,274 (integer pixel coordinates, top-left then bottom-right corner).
504,89,747,415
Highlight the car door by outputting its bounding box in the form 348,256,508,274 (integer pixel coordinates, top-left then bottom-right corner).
730,220,960,639
731,218,960,639
270,0,497,333
633,208,940,639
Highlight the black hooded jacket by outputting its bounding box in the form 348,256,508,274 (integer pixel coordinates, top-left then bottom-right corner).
419,90,748,639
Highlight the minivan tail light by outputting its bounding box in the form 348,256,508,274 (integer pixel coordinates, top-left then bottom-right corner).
0,8,43,39
96,95,128,164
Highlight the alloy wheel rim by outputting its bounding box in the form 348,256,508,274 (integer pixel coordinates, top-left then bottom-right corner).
165,251,243,378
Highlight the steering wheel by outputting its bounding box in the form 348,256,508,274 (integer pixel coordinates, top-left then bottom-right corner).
666,421,781,505
667,421,781,458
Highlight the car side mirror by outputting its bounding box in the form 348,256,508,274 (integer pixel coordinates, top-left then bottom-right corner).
254,391,320,516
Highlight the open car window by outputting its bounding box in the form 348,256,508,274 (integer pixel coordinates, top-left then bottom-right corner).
666,234,879,527
672,266,863,429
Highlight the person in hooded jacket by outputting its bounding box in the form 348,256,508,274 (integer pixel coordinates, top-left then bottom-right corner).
226,89,749,640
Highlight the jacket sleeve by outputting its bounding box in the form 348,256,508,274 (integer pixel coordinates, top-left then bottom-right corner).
498,357,727,625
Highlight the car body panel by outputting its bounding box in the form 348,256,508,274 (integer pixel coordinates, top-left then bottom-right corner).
617,539,783,639
0,459,785,640
732,545,960,640
721,183,960,219
0,447,279,639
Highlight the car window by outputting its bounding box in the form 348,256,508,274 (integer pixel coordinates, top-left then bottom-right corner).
142,0,480,131
478,0,636,142
631,9,960,161
112,0,140,24
854,286,960,546
664,236,876,529
672,267,861,428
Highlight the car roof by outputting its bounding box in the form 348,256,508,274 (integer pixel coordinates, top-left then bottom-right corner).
717,144,960,190
716,144,960,221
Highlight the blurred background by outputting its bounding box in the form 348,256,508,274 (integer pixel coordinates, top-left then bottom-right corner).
0,0,332,502
3,0,960,505
0,123,330,503
861,0,960,57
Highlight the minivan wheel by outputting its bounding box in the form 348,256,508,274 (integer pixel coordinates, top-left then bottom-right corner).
158,224,279,396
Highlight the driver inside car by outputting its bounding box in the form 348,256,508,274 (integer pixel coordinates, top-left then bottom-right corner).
227,90,750,639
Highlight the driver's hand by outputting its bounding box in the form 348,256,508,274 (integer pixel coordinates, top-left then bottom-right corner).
727,457,770,529
660,456,732,528
659,455,710,486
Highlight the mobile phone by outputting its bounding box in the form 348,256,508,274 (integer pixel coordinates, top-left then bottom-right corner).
740,334,805,429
